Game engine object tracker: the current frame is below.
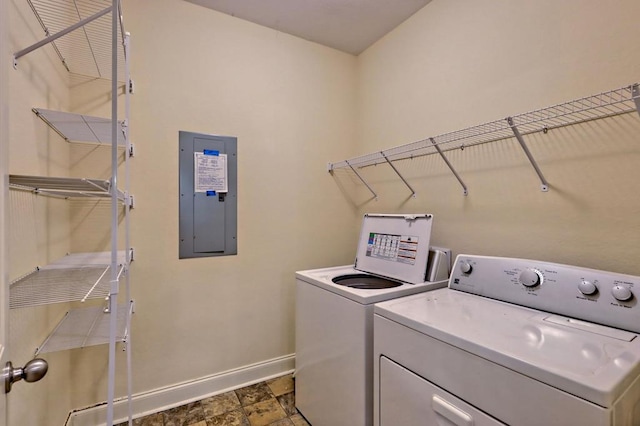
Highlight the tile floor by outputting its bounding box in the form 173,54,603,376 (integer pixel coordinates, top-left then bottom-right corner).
117,374,310,426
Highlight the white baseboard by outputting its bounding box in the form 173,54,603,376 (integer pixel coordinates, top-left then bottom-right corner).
68,354,296,426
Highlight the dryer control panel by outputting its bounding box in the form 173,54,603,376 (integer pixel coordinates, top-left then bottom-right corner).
450,254,640,334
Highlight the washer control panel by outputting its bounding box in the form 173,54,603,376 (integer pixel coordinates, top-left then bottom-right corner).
450,254,640,333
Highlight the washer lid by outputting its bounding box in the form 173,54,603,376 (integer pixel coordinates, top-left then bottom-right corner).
355,214,433,284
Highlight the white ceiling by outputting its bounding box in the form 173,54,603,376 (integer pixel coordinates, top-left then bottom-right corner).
184,0,432,55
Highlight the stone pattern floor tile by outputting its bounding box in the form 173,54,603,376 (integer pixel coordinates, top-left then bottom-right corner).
162,401,206,426
234,382,275,407
202,391,242,418
289,414,310,426
116,374,311,426
207,409,251,426
122,412,164,426
243,399,287,426
267,419,294,426
276,393,296,417
266,375,294,397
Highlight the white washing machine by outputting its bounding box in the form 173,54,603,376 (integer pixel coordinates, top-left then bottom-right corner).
295,214,450,426
374,254,640,426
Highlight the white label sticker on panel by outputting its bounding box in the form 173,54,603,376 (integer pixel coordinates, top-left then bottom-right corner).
194,152,228,193
366,233,419,265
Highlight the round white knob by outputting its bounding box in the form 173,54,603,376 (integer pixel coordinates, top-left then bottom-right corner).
611,285,633,302
460,262,473,274
578,280,598,296
519,269,541,288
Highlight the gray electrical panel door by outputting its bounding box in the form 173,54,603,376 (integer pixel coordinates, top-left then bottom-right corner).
179,131,237,259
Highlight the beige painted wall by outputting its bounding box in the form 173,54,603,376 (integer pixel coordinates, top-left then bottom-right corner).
65,0,360,408
7,0,358,422
353,0,640,274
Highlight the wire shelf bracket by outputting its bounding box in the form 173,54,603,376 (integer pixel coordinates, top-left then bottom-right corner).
14,0,128,81
381,151,416,197
507,117,549,192
633,84,640,118
430,137,468,196
346,160,377,200
13,6,112,69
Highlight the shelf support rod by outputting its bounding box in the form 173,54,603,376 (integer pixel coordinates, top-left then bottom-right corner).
13,6,112,66
507,117,549,192
107,1,119,424
34,312,69,356
430,138,468,196
632,84,640,118
346,160,377,200
380,151,416,197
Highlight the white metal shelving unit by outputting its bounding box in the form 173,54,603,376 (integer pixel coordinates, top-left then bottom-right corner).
12,0,134,424
329,83,640,197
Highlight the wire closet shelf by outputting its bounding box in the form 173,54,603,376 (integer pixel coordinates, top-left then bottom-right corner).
9,174,127,201
35,303,131,355
33,108,127,146
20,0,128,80
328,83,640,195
331,84,640,169
10,251,130,309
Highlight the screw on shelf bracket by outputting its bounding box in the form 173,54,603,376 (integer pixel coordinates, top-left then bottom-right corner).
430,138,468,196
507,117,549,192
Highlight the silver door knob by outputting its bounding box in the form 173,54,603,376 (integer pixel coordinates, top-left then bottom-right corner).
4,358,48,393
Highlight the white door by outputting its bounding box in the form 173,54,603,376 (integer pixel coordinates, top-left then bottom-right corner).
1,0,10,421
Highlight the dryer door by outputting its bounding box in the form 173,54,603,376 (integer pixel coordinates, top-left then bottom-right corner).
379,356,506,426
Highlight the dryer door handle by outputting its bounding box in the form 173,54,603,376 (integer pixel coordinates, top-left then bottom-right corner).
432,394,474,426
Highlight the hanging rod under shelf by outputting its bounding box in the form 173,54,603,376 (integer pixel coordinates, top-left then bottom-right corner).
328,83,640,194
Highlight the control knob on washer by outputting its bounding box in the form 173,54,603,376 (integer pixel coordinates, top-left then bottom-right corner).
578,280,598,296
611,285,633,302
460,262,473,274
519,269,541,288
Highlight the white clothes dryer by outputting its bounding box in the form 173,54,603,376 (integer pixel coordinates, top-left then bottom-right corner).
374,254,640,426
295,214,450,426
